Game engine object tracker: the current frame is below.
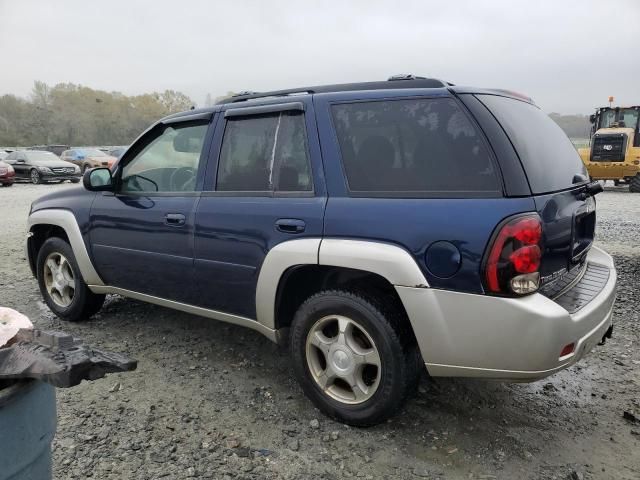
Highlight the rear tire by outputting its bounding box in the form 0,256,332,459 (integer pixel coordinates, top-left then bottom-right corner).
36,237,105,322
290,290,421,426
630,174,640,193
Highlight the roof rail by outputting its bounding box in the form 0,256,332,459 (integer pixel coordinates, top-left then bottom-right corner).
233,91,259,97
387,74,427,81
216,77,450,105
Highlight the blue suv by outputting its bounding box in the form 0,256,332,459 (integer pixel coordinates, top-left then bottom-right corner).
26,76,617,425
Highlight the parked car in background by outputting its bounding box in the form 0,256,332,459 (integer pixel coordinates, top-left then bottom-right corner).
5,150,80,184
108,146,127,160
0,151,8,161
60,148,117,173
0,159,15,186
27,145,70,156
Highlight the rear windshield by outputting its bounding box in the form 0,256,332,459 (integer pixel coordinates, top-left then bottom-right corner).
79,148,106,157
477,94,588,194
331,97,500,196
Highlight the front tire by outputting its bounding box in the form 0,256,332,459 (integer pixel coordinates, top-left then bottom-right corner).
630,174,640,193
290,290,421,426
36,237,105,321
30,169,41,184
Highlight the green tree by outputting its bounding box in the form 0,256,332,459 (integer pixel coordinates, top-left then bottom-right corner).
0,81,196,147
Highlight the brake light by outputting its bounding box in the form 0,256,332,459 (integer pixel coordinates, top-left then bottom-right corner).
485,214,543,295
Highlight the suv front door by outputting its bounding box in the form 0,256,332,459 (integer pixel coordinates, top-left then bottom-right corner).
88,114,214,303
193,101,326,319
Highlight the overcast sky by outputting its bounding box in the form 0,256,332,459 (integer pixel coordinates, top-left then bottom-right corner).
1,0,638,114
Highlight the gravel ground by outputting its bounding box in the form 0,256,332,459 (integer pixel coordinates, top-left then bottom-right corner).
1,182,638,480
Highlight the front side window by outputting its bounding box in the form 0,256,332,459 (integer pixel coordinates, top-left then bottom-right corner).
121,122,208,193
216,111,312,192
598,108,640,130
331,98,500,195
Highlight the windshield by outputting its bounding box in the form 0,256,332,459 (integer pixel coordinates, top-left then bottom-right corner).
25,151,59,162
598,108,640,130
79,148,107,157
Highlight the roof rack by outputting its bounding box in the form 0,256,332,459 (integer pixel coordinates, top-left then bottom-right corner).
387,74,427,81
216,76,450,104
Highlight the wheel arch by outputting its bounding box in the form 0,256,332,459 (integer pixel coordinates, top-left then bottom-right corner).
27,209,104,286
257,238,429,335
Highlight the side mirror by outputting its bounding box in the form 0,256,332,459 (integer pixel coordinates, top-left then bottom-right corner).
589,114,596,124
83,167,113,191
16,159,25,164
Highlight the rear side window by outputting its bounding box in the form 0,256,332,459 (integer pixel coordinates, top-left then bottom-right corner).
331,98,500,195
217,111,313,192
477,95,588,194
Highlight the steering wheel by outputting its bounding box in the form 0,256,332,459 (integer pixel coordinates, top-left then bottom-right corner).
169,167,196,191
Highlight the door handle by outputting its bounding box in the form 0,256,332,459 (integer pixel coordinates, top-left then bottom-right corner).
275,218,306,234
165,213,186,227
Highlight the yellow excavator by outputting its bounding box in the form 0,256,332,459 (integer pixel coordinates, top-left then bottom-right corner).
578,100,640,192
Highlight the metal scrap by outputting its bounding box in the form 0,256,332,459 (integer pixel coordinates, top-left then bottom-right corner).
0,328,137,388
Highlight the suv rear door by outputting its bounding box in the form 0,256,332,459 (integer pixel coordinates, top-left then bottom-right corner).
88,113,214,303
193,99,326,319
469,93,596,291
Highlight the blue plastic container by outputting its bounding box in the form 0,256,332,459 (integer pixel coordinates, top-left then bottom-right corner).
0,380,56,480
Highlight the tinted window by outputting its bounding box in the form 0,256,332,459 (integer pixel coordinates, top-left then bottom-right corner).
121,122,208,193
477,95,588,194
331,98,500,195
217,111,312,192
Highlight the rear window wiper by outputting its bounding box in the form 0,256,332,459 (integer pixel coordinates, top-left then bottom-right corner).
573,174,603,199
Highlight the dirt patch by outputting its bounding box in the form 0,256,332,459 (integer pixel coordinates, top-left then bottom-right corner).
1,183,638,479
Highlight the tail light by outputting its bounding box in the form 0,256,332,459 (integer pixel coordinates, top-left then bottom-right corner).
484,214,543,295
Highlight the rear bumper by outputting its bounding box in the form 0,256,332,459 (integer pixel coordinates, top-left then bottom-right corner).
397,246,617,381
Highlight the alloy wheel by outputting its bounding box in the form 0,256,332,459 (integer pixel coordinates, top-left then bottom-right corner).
305,315,382,404
43,252,76,307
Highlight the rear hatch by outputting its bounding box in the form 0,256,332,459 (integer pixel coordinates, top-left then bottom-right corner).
476,94,597,295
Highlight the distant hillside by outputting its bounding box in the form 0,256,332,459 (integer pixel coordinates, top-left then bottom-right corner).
549,113,591,139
